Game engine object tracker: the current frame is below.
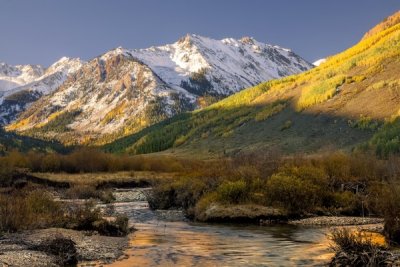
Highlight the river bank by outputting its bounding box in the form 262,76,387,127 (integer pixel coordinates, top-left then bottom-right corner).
289,216,384,227
0,228,129,267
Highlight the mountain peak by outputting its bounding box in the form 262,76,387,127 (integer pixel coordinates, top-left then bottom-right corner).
176,33,209,48
45,57,84,76
239,36,256,45
100,46,131,61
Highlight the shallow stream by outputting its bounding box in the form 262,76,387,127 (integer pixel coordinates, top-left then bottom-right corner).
105,188,333,266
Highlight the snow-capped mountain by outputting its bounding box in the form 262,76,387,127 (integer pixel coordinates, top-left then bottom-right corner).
0,58,84,124
129,34,312,96
0,63,44,92
8,35,313,145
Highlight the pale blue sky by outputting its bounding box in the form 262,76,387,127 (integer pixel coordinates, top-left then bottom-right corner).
0,0,399,66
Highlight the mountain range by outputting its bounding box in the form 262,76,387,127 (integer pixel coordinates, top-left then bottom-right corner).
0,57,84,124
102,11,400,158
3,35,312,145
2,11,400,158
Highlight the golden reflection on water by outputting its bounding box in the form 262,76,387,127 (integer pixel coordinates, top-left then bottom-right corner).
105,223,223,267
96,222,334,267
79,192,337,267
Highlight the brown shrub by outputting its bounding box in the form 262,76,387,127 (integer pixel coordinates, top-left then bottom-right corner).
65,185,115,203
0,189,64,232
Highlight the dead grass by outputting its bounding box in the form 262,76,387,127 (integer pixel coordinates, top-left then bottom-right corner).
31,171,177,186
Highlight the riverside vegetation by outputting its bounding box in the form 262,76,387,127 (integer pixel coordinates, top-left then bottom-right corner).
2,148,400,264
2,149,400,235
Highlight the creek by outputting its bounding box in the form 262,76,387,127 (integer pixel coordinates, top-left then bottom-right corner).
102,188,333,267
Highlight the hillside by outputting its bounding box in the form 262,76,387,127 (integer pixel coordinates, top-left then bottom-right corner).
104,11,400,158
0,127,68,154
6,35,312,145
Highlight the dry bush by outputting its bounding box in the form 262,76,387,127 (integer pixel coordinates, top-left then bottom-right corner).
65,184,115,203
65,184,100,199
0,189,128,236
377,184,400,244
329,228,389,267
34,235,78,266
0,148,189,174
64,201,130,236
0,189,64,232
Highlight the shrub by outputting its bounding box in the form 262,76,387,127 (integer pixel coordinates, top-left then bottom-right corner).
65,185,100,199
330,228,386,252
194,192,219,219
0,188,129,236
265,166,328,213
146,177,208,213
329,228,388,267
99,189,116,203
64,201,130,236
216,180,248,204
332,191,362,215
0,189,64,232
65,185,115,203
92,215,129,237
145,183,177,210
0,163,13,187
34,235,78,266
378,184,400,244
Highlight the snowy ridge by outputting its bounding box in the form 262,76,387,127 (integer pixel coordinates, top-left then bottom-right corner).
0,63,44,92
128,34,313,95
0,58,84,124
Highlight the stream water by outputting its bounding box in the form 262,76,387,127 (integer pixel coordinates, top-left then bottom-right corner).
105,188,333,266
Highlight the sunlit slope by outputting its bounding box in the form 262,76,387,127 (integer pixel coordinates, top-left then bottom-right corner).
104,12,400,157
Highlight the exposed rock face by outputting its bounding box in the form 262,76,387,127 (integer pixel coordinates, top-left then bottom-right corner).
8,51,194,144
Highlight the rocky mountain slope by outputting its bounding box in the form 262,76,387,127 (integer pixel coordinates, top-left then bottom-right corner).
129,34,312,96
103,11,400,158
7,35,312,144
0,58,84,124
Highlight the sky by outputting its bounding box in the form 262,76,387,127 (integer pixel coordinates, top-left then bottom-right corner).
0,0,399,67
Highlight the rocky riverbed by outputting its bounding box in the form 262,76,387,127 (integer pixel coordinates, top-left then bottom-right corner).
0,228,129,267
